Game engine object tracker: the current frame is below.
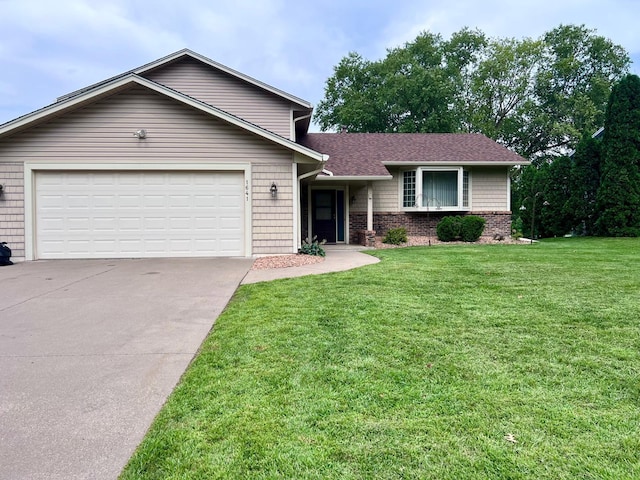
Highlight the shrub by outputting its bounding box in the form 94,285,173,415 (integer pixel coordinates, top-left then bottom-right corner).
299,236,326,256
436,216,462,242
436,215,486,242
460,215,486,242
383,227,408,245
512,217,524,239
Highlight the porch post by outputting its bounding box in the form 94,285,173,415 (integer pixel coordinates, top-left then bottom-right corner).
358,181,375,246
367,181,373,230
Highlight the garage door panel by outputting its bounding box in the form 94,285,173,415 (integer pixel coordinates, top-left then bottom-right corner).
67,217,90,231
36,171,245,259
64,173,91,185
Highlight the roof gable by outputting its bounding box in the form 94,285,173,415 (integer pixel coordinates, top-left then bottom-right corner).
298,133,529,177
0,74,325,162
58,49,312,111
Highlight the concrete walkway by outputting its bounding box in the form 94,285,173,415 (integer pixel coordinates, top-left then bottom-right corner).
241,247,380,284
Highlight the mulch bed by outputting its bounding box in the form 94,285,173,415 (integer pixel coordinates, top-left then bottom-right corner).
251,236,520,270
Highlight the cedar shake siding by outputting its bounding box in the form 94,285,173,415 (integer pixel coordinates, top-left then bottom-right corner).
252,164,294,254
0,163,25,259
144,58,294,139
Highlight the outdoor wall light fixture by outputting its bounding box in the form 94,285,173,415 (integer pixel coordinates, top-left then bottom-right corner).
270,182,278,198
133,129,147,139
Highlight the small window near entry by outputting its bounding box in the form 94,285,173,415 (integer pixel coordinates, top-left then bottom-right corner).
463,170,469,208
403,171,416,207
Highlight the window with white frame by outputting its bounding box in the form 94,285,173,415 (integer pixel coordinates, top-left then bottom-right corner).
402,167,470,210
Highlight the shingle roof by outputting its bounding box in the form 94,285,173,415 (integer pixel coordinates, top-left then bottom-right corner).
298,133,528,177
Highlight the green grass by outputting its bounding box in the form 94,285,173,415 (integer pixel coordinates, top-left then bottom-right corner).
121,238,640,479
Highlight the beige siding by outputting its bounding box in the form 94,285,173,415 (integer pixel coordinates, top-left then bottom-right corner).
0,163,25,260
0,87,291,164
470,167,509,211
252,164,294,254
0,86,298,257
144,58,293,138
348,177,400,213
348,179,398,212
375,169,401,211
348,185,367,212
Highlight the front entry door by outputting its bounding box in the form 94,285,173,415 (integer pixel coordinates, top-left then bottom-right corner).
312,190,337,243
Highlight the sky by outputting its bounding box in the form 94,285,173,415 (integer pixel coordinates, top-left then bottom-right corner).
2,0,640,130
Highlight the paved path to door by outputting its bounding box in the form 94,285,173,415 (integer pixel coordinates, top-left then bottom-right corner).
0,258,252,480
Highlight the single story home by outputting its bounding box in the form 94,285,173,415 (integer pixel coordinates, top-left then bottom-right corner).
0,49,528,261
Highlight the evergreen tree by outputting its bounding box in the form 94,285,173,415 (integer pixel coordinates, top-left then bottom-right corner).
566,134,602,235
595,74,640,236
540,155,573,237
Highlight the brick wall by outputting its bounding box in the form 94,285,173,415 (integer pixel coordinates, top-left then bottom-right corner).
349,211,512,244
0,163,25,260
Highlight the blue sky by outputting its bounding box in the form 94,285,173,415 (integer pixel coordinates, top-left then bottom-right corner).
2,0,640,128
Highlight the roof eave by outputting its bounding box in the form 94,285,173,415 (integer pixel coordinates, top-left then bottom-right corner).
383,160,529,167
0,75,138,137
316,175,394,181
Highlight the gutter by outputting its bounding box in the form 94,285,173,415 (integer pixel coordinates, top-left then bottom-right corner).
294,113,312,124
315,175,393,181
383,161,529,167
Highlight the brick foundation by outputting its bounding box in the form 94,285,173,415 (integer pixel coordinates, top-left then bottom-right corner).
350,211,512,243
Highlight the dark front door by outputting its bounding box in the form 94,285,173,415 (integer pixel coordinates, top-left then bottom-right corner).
312,190,336,243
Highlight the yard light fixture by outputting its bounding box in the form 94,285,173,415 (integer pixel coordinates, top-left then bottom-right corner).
133,129,147,139
270,182,278,198
521,192,549,244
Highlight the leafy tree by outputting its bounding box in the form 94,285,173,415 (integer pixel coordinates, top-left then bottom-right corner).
532,25,630,157
315,32,460,133
595,74,640,236
316,25,630,159
465,37,543,155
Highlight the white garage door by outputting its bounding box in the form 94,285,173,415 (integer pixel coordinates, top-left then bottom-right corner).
35,171,245,259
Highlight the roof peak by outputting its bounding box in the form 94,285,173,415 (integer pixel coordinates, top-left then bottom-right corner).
57,49,312,110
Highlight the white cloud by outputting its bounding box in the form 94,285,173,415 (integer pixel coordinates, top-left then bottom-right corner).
379,0,640,55
1,0,640,124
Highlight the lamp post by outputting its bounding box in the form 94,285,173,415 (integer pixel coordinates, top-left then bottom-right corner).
520,192,549,244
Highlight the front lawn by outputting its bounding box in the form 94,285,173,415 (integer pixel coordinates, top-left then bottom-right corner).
121,238,640,479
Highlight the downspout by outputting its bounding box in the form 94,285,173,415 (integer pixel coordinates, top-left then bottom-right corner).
292,113,312,141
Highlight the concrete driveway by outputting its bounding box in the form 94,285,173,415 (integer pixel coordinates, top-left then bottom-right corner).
0,257,253,480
